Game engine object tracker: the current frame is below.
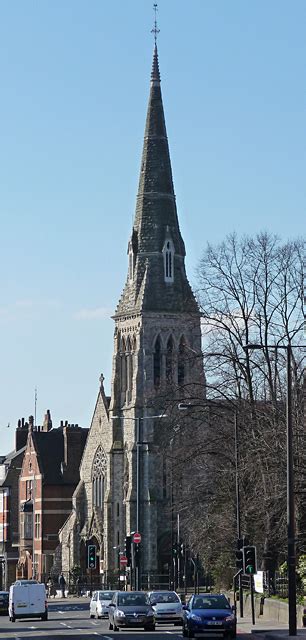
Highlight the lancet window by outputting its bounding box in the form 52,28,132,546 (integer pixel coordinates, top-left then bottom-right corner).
153,336,162,388
166,336,174,384
178,337,186,386
163,239,174,282
92,446,107,509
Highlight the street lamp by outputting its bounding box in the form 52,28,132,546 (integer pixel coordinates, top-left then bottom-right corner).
244,342,304,637
111,412,167,590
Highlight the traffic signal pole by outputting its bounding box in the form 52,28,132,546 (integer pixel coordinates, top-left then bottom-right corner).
287,346,297,636
234,410,243,619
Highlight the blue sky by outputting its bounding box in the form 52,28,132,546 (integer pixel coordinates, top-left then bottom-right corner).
0,0,304,452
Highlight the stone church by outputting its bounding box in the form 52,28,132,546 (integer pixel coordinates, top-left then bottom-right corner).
59,44,204,586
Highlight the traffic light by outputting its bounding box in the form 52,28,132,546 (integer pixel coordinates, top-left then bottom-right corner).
235,549,243,570
134,542,141,567
87,544,96,569
125,535,132,566
243,545,257,575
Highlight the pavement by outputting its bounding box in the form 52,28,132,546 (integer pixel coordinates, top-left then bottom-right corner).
236,611,306,640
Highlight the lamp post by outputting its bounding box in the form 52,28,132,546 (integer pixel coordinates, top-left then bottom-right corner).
112,412,167,590
244,342,303,637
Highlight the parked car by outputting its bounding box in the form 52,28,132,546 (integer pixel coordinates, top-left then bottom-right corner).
9,580,48,622
148,590,183,625
0,591,9,615
89,590,116,619
108,590,155,631
182,593,236,639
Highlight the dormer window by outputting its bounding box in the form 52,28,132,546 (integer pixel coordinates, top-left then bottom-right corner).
128,241,134,281
163,238,174,283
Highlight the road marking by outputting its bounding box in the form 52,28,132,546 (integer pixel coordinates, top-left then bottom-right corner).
60,621,68,626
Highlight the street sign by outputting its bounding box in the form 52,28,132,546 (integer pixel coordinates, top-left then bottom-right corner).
133,532,141,544
120,555,128,566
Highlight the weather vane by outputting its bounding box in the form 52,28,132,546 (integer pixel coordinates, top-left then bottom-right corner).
151,3,160,45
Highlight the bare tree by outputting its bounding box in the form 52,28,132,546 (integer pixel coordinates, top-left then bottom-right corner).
161,233,303,583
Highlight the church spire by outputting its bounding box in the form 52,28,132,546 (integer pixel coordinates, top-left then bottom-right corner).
115,25,198,316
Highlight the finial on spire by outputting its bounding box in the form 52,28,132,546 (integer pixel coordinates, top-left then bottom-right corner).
151,4,160,45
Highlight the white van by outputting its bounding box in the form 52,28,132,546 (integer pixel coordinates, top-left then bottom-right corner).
9,580,48,622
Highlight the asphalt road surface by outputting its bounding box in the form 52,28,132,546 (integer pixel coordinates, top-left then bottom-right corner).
0,597,275,640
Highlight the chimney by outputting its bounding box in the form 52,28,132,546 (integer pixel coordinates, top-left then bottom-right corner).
41,409,52,433
15,417,29,451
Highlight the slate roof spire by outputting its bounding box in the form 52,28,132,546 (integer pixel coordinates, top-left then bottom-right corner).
115,42,198,316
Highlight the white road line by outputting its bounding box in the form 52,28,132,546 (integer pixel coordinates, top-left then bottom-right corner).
102,636,113,639
60,621,68,626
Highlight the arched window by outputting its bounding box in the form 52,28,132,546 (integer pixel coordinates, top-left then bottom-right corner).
120,337,127,393
92,446,107,509
163,239,174,283
153,336,161,388
178,337,186,386
126,336,133,398
166,336,174,384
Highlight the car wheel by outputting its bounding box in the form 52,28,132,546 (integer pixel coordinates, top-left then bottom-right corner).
144,624,155,631
109,621,113,630
90,614,95,619
113,623,119,631
41,613,48,621
187,628,194,638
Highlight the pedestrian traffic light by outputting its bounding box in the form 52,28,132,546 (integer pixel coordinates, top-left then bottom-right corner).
235,549,243,570
125,535,132,566
87,544,96,569
243,545,257,575
180,542,185,557
172,543,178,557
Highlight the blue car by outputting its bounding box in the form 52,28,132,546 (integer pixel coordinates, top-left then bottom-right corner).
183,593,236,639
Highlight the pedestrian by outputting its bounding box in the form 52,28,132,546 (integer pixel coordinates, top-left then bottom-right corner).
58,572,66,598
47,576,53,598
76,575,82,597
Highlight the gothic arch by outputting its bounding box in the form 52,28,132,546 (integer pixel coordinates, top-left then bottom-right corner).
166,335,174,384
91,446,107,509
153,335,162,388
178,335,187,386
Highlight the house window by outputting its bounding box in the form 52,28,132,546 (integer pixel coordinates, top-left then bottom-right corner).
35,513,41,538
24,513,33,539
92,446,107,509
26,480,33,500
163,239,174,282
153,336,161,388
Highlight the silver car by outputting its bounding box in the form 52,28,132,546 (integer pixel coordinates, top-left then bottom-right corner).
89,590,115,619
148,590,183,625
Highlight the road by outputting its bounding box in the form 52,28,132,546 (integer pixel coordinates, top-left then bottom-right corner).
0,597,287,640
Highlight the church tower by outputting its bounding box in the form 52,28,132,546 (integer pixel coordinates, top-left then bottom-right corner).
109,42,204,580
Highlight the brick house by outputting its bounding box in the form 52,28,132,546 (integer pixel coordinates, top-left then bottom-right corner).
0,418,29,589
18,412,88,582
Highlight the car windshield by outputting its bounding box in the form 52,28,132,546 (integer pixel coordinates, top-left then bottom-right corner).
99,592,113,600
192,596,230,610
118,593,148,606
150,592,179,604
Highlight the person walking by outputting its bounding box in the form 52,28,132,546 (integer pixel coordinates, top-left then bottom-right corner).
59,572,66,598
76,575,82,597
